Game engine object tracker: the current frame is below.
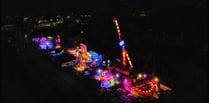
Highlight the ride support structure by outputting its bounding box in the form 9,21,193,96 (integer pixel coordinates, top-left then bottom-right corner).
113,18,133,70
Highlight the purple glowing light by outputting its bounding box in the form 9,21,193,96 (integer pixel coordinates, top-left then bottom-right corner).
32,37,40,42
97,69,101,73
116,73,119,78
39,38,53,50
143,73,147,78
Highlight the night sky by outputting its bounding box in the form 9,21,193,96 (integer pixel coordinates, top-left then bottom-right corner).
1,0,208,15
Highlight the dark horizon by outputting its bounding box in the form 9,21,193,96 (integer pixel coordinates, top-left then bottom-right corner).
2,0,208,16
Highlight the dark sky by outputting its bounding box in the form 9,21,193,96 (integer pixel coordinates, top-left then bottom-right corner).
1,0,208,15
1,0,114,15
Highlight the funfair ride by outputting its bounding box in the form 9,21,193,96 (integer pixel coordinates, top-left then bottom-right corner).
32,17,173,102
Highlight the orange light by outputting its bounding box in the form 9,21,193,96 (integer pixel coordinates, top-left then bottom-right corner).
117,29,120,33
154,77,159,82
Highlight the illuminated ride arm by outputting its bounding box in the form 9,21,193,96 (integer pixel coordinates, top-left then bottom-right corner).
113,18,133,69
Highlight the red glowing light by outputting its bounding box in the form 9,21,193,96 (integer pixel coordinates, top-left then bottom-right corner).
41,37,47,40
131,82,155,96
113,18,117,22
55,44,61,49
118,32,121,36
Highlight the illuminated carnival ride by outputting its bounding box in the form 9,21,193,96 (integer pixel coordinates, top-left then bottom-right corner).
32,17,172,102
32,34,65,57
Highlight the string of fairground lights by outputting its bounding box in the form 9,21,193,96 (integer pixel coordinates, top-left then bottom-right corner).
132,76,159,96
124,73,160,96
113,18,133,69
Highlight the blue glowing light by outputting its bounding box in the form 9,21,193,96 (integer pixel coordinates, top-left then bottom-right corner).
52,49,64,56
90,51,103,67
119,40,125,46
52,52,62,56
39,37,54,50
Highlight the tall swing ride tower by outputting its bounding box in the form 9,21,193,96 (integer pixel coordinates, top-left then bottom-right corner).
113,17,133,70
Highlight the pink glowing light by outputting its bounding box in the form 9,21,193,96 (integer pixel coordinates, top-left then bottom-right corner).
124,79,128,84
143,73,147,78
